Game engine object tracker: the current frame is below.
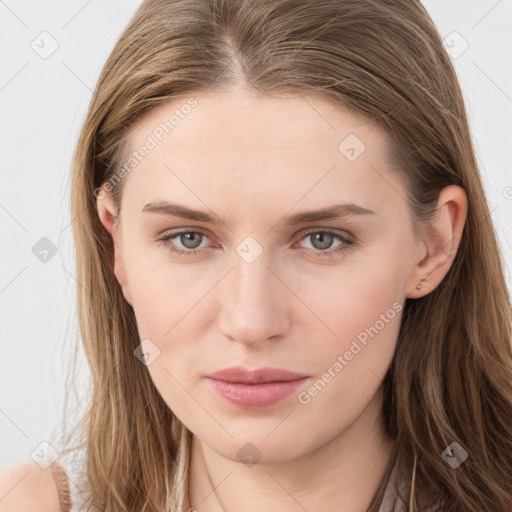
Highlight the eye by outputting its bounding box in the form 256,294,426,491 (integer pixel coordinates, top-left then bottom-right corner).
156,228,356,258
296,229,356,257
157,229,211,257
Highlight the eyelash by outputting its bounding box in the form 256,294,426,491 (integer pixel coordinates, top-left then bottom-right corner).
156,228,356,259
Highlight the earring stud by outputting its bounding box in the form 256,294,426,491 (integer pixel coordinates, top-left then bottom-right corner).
416,278,427,291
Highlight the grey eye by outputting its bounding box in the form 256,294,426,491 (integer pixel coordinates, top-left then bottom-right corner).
179,232,204,249
308,232,335,250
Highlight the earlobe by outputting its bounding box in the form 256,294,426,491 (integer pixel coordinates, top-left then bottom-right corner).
406,185,467,299
95,186,133,306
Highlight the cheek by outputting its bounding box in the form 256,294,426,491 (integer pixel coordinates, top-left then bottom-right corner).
129,271,220,345
121,233,209,335
297,245,403,331
291,248,405,389
310,285,401,371
292,270,402,429
124,248,219,414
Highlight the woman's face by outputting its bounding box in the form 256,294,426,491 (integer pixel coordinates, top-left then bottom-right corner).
101,89,426,463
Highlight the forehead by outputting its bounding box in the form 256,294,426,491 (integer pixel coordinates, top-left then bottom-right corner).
119,89,401,217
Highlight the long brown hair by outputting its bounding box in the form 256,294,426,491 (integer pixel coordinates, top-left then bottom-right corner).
58,0,512,510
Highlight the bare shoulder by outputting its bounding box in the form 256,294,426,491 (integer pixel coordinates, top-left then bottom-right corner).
0,461,63,512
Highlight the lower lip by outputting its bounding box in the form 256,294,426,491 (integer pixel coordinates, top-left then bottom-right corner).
207,377,309,408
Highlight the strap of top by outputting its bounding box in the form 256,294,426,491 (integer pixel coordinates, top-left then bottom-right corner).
50,447,88,512
378,456,411,511
50,461,72,512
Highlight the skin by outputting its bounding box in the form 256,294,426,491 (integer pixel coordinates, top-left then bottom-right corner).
0,463,62,511
96,88,467,512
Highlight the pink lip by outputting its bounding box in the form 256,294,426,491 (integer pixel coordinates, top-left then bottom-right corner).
206,366,309,408
207,366,309,384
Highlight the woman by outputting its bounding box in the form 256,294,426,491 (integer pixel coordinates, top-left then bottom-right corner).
2,0,511,510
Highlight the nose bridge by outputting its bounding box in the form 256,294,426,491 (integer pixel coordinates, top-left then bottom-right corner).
217,243,289,345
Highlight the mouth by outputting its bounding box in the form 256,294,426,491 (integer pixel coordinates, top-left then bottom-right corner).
206,366,310,408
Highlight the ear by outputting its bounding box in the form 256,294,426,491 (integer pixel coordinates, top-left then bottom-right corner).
406,185,468,299
96,185,133,306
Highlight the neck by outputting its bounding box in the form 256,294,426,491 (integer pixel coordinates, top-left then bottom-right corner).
187,385,397,512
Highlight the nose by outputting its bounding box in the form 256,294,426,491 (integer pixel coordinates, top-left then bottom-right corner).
216,251,291,348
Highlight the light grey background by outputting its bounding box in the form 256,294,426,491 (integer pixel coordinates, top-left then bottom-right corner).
1,0,511,469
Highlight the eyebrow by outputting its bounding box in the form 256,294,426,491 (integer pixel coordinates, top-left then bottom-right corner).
142,200,376,226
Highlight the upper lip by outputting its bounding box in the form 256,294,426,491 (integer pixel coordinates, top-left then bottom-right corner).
207,366,309,384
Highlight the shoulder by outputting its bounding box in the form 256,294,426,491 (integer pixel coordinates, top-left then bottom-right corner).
0,461,64,512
